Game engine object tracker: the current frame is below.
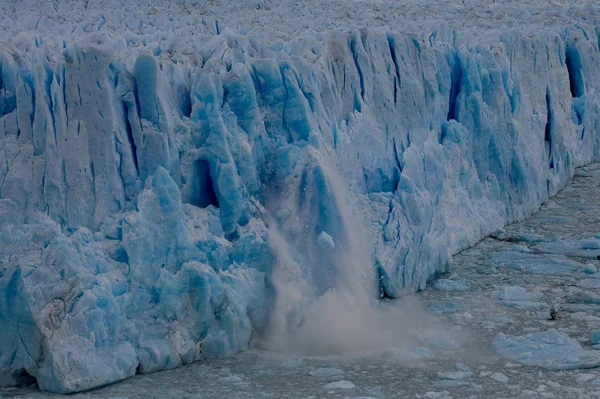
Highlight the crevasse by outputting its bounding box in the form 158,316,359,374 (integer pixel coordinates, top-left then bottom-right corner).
1,24,600,393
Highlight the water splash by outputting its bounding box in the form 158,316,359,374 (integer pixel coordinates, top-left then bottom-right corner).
261,149,444,355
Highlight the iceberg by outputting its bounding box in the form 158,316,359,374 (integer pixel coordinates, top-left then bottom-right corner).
1,1,600,393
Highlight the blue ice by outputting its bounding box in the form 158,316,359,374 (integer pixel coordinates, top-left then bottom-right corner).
1,20,600,392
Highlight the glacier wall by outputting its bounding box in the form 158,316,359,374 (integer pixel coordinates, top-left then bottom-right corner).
2,24,600,392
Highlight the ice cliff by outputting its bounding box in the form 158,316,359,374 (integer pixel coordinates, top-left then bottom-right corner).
1,10,600,392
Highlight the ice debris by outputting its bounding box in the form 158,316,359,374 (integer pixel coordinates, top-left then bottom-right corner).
427,301,466,315
489,372,509,383
583,264,599,274
324,380,355,389
425,337,461,351
432,279,472,292
495,286,543,302
491,251,585,275
438,370,473,380
579,279,600,289
217,375,244,384
494,286,548,310
575,374,597,383
310,368,344,377
424,391,452,399
316,231,335,251
387,347,435,362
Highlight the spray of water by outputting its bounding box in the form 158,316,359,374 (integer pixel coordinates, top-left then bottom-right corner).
261,150,452,356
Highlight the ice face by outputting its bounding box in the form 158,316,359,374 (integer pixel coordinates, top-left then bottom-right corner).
1,3,600,393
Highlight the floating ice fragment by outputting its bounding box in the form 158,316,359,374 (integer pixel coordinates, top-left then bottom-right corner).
387,347,435,362
424,392,452,399
455,363,470,372
484,316,514,329
501,301,548,310
310,368,344,377
217,375,244,384
438,370,473,380
323,380,355,389
530,216,577,224
579,279,600,289
494,286,548,310
489,372,509,383
583,264,599,274
427,301,466,315
534,240,600,259
280,358,303,368
493,329,600,370
582,239,600,249
495,286,543,302
432,279,472,292
575,373,596,383
433,380,472,388
425,337,461,350
491,251,584,275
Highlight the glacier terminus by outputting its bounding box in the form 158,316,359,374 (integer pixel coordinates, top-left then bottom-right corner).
1,0,600,395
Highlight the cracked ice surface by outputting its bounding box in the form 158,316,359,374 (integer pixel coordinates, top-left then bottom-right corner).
2,0,600,393
1,0,600,44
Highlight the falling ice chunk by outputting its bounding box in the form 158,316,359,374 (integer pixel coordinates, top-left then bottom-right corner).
317,231,335,250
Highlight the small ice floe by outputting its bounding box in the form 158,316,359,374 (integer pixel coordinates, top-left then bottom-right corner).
591,329,600,345
493,329,600,370
489,372,509,383
217,375,244,384
495,286,543,302
309,368,344,377
437,363,473,384
427,301,466,315
493,285,547,310
483,315,515,329
424,337,461,350
583,264,599,274
437,370,473,380
323,380,355,389
579,279,600,289
280,358,303,368
533,238,600,260
387,346,435,362
433,380,472,388
529,216,577,225
574,373,596,383
491,251,583,275
432,279,473,292
424,391,452,399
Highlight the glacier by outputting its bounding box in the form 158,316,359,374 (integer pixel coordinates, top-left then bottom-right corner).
1,1,600,393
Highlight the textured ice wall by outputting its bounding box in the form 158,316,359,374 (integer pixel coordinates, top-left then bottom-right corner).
1,24,600,392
